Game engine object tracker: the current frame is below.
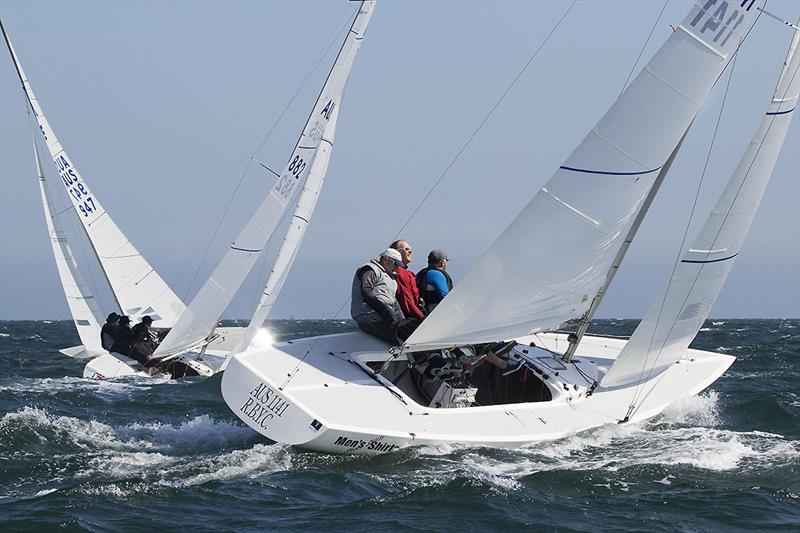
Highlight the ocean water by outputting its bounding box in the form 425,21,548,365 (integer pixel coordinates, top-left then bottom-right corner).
0,319,797,532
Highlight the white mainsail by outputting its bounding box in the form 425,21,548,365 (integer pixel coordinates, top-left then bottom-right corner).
405,0,765,352
2,24,186,328
155,1,375,356
234,106,340,354
32,131,105,355
601,24,799,389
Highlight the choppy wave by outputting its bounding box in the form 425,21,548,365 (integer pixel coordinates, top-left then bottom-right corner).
1,319,798,529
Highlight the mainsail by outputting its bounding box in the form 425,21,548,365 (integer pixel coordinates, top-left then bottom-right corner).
155,1,375,356
32,131,105,355
234,106,340,354
2,23,186,328
405,0,765,352
601,23,799,389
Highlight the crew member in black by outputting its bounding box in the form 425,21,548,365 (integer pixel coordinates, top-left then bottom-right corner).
100,312,121,352
129,316,156,364
115,315,137,358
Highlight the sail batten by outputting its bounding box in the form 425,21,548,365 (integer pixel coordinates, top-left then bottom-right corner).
404,0,765,353
601,22,799,389
155,1,375,356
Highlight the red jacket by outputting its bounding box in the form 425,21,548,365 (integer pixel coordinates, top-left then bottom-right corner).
395,265,425,320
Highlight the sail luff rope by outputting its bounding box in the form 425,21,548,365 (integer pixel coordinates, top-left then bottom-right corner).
627,54,800,421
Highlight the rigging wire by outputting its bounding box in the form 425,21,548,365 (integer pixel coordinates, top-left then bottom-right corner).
180,4,357,303
391,0,578,239
278,2,580,389
616,0,669,99
566,0,669,348
623,57,739,419
622,5,769,419
7,23,196,265
628,51,800,420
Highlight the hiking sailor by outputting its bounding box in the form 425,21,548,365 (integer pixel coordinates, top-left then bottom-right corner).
100,312,121,352
416,249,453,314
128,315,158,364
351,248,419,344
390,240,425,320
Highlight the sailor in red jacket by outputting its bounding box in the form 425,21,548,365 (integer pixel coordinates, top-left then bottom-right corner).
390,240,426,320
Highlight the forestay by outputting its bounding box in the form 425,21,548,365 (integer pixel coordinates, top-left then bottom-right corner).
234,106,340,354
33,132,105,354
2,24,186,328
405,0,765,352
601,23,799,389
155,1,375,356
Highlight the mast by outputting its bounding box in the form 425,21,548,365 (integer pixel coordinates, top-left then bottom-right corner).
562,131,689,361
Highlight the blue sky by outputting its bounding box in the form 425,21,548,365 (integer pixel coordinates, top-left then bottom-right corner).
1,0,798,321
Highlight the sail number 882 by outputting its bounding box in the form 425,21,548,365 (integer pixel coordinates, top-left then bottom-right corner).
275,155,306,199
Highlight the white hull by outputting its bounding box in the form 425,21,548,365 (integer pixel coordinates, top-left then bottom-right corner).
82,326,244,380
221,331,734,454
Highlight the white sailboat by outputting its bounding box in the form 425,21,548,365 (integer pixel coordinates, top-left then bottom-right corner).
2,22,243,378
221,1,798,453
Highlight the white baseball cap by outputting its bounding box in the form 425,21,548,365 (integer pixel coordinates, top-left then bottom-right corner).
379,248,404,266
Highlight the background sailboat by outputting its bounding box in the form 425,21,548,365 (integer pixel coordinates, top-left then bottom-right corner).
2,23,186,330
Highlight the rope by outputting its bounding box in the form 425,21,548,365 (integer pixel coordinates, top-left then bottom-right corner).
629,53,800,420
617,0,669,98
625,5,771,419
181,4,357,302
392,0,578,238
624,57,739,418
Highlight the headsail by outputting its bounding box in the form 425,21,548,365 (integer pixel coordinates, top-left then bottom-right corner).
155,1,375,356
601,23,800,389
404,0,765,352
234,106,340,354
32,131,105,354
1,22,186,328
